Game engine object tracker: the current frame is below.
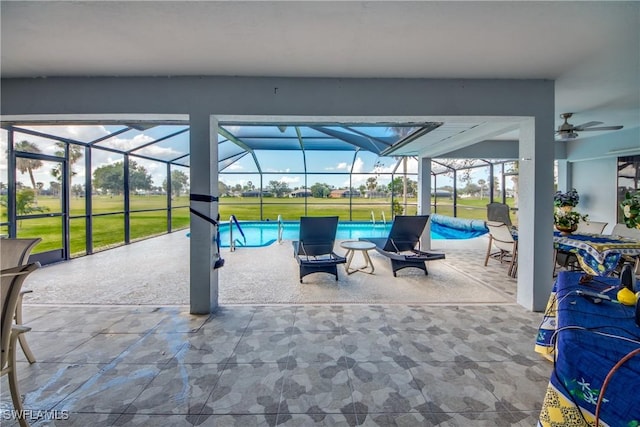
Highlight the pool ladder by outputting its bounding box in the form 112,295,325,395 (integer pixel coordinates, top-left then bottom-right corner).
277,215,284,244
371,211,387,226
229,215,246,252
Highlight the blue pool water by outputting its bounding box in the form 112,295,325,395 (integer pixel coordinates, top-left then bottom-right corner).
217,218,486,248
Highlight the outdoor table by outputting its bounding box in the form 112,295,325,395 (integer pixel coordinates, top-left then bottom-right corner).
340,240,376,275
553,231,640,276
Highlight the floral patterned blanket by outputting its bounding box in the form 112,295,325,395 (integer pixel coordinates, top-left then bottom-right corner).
536,272,640,427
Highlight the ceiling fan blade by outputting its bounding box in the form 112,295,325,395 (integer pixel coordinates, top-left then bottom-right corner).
574,121,603,129
576,125,624,131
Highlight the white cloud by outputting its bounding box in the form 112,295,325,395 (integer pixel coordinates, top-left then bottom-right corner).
107,134,154,152
25,125,110,143
278,176,300,185
265,168,291,173
325,162,350,171
352,158,364,173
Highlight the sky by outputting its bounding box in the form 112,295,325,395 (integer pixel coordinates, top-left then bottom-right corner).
2,124,420,192
1,124,516,194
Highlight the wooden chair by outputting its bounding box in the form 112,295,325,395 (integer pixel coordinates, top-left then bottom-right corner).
0,238,42,363
1,263,40,427
484,221,517,277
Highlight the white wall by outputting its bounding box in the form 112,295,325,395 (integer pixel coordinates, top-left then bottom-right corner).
565,127,639,235
566,128,640,162
571,157,619,234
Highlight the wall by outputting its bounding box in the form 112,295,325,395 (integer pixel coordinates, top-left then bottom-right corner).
572,157,618,234
566,128,639,235
566,128,640,162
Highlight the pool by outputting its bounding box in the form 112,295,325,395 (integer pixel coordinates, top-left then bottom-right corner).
219,221,391,247
217,217,487,248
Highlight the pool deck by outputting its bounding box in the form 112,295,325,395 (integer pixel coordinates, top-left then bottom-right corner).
25,231,515,306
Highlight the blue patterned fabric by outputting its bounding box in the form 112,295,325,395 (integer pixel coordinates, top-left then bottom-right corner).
537,272,640,426
553,232,640,276
430,214,488,239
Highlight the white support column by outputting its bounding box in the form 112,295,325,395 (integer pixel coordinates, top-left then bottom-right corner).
189,113,219,314
418,157,432,250
516,117,555,311
556,159,572,192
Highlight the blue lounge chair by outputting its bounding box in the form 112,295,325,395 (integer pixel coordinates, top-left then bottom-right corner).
363,215,445,277
293,216,347,283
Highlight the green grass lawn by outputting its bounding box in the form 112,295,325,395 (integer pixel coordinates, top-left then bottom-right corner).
7,194,513,257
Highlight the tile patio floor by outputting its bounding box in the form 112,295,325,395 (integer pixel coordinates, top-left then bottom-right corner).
1,233,552,426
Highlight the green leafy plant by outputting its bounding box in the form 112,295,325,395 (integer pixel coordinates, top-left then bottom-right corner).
391,200,404,216
620,191,640,229
554,209,588,229
0,188,50,228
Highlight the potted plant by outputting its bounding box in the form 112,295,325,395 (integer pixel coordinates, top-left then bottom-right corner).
620,191,640,229
554,188,580,211
554,210,588,234
553,189,587,234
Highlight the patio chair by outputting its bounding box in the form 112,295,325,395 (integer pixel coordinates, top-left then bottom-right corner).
576,220,607,234
293,216,346,283
0,237,42,364
611,223,640,240
363,215,445,277
484,221,518,277
611,224,640,277
1,262,40,427
487,203,513,227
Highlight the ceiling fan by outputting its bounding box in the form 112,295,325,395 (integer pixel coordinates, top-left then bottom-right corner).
556,112,623,140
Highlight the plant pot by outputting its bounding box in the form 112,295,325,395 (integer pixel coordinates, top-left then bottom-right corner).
556,224,578,235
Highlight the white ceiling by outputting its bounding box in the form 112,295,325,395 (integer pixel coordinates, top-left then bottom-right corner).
1,1,638,148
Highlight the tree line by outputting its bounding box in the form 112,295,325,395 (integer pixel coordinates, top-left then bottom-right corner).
218,177,419,198
11,140,189,197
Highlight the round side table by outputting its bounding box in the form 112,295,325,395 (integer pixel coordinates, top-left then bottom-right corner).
340,240,376,275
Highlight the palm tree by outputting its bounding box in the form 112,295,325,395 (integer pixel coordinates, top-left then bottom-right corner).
366,177,377,193
15,140,43,195
51,142,84,182
478,179,487,199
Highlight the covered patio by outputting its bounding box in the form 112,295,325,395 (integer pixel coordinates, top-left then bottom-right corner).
2,233,550,426
1,2,638,424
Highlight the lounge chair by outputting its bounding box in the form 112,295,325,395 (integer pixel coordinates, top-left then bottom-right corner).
293,216,346,283
363,215,445,277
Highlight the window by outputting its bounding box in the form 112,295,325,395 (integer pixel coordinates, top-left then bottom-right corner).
617,155,640,224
